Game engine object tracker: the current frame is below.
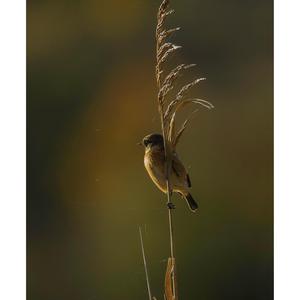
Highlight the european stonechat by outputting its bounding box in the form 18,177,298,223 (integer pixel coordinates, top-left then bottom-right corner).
141,133,198,212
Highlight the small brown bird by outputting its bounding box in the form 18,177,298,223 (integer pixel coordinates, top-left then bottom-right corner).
141,133,198,212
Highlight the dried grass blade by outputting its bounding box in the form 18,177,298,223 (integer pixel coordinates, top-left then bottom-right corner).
168,112,176,144
158,10,175,30
159,45,182,65
162,64,196,91
165,9,175,17
159,27,181,42
167,98,213,145
174,109,199,146
186,98,214,109
159,0,170,12
164,99,179,121
157,1,171,37
139,227,153,300
176,77,206,100
157,42,173,59
160,85,174,106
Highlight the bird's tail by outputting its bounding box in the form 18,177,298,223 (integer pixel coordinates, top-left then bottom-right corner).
182,192,198,212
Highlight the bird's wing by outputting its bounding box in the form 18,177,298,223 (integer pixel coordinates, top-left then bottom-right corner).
186,173,192,187
172,154,191,187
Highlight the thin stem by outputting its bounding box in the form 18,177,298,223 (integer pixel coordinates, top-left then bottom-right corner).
167,191,174,259
160,113,176,299
139,227,153,300
159,112,174,259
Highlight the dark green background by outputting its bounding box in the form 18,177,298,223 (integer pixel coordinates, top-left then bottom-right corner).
27,0,273,299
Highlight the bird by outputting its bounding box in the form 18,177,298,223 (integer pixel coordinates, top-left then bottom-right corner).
141,133,198,212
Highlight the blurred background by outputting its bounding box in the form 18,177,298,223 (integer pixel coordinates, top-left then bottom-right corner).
27,0,273,299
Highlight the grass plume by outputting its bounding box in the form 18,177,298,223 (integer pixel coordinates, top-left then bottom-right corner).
156,0,213,151
155,1,213,299
139,1,213,299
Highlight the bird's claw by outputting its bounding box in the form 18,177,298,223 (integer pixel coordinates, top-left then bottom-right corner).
167,202,176,210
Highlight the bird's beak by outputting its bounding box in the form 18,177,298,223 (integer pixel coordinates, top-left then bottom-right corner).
136,141,142,146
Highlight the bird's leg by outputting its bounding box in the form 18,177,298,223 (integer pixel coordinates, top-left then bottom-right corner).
167,202,176,209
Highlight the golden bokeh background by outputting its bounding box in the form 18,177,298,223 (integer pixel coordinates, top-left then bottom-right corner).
27,0,273,299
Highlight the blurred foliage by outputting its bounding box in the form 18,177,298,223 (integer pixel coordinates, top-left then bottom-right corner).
27,0,273,299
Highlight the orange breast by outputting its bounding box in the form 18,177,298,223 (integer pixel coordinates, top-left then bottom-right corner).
144,149,167,192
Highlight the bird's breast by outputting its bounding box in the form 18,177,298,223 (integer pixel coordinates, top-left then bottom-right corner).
144,149,166,192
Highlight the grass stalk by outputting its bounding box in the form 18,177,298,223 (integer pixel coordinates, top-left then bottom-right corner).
154,1,213,299
139,227,153,300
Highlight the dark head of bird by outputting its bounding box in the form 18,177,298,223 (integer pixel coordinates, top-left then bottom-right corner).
142,133,164,149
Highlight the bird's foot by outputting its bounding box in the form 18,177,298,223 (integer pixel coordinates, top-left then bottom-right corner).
167,202,176,210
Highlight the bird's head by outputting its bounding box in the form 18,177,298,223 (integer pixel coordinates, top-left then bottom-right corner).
141,133,164,150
